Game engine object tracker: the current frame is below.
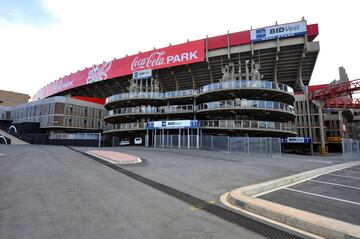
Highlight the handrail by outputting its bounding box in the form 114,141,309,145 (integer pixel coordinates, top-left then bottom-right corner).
104,120,297,133
105,79,294,105
106,98,295,118
197,99,295,114
199,120,297,132
108,104,194,116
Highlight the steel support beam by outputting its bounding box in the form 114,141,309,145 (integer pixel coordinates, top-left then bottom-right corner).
273,38,280,84
188,66,196,90
171,70,180,91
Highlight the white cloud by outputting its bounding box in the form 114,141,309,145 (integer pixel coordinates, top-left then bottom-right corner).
0,0,359,97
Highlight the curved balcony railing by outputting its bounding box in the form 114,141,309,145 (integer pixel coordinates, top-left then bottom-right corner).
164,89,197,98
106,80,294,105
106,92,164,104
197,99,295,114
198,80,294,95
107,104,194,117
199,120,296,133
104,122,147,132
104,120,296,134
159,104,194,114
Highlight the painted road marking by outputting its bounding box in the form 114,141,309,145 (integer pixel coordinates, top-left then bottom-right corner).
339,169,360,174
310,179,360,190
0,154,4,156
284,188,360,206
328,173,360,180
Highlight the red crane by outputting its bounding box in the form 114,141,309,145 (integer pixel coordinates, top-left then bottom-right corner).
310,78,360,108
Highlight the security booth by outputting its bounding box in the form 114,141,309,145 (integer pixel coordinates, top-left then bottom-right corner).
145,120,199,149
281,137,312,154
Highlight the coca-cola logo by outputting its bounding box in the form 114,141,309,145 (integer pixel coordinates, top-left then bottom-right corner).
131,51,165,71
131,50,199,71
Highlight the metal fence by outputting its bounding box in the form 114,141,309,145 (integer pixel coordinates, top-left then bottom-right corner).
148,134,281,158
49,132,102,140
342,138,360,160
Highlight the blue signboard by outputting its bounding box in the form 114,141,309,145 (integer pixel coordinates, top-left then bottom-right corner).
251,21,307,43
147,120,198,129
281,137,312,144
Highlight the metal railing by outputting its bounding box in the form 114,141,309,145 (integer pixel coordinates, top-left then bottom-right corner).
148,135,282,158
104,120,296,134
106,80,294,105
342,138,360,160
198,80,294,95
106,92,164,104
197,99,295,114
106,122,147,131
159,104,194,113
199,120,297,133
164,89,197,98
108,104,194,116
49,133,101,140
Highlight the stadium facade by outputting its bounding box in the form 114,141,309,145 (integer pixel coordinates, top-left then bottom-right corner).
5,20,347,151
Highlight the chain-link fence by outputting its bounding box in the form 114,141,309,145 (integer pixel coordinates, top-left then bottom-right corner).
148,134,281,158
342,138,360,160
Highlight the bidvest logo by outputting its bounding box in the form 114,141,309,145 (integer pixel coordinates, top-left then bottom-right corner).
251,21,307,42
269,24,302,34
256,29,266,38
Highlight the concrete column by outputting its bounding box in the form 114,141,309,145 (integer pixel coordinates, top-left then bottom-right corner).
306,90,314,155
154,129,156,147
338,111,344,139
162,129,165,147
313,100,326,154
196,128,199,149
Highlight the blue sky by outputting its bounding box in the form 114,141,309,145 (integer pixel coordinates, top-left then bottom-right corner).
0,0,56,25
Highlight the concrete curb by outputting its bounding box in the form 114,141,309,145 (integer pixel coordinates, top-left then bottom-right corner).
85,151,142,165
222,161,360,239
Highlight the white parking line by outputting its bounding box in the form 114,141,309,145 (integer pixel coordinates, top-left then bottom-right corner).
0,153,4,156
339,169,360,174
328,173,360,180
310,179,360,190
284,188,360,205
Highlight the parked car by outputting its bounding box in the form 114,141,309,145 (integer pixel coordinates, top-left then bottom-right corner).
134,137,142,145
119,138,130,146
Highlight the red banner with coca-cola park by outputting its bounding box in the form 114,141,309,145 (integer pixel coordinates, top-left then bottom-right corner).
32,40,205,100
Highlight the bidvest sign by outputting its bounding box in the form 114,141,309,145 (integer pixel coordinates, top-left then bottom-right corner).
32,40,204,100
281,137,312,144
251,21,307,43
133,69,152,80
147,120,198,129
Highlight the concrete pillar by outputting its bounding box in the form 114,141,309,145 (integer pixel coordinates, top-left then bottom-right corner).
306,90,314,155
313,100,326,155
338,111,344,139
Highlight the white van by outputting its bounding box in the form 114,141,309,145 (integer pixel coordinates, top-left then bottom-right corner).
134,137,142,145
119,138,130,146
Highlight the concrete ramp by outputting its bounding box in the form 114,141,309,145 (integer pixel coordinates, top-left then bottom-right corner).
0,129,29,145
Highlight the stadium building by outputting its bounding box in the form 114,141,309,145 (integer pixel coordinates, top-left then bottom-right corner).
2,19,326,148
35,20,319,140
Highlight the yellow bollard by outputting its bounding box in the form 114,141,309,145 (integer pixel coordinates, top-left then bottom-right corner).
319,146,328,155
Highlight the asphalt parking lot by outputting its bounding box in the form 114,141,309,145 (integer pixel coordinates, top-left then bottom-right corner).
0,145,348,239
260,165,360,225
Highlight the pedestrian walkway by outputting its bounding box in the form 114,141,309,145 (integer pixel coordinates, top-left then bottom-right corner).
0,129,29,145
86,150,141,164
